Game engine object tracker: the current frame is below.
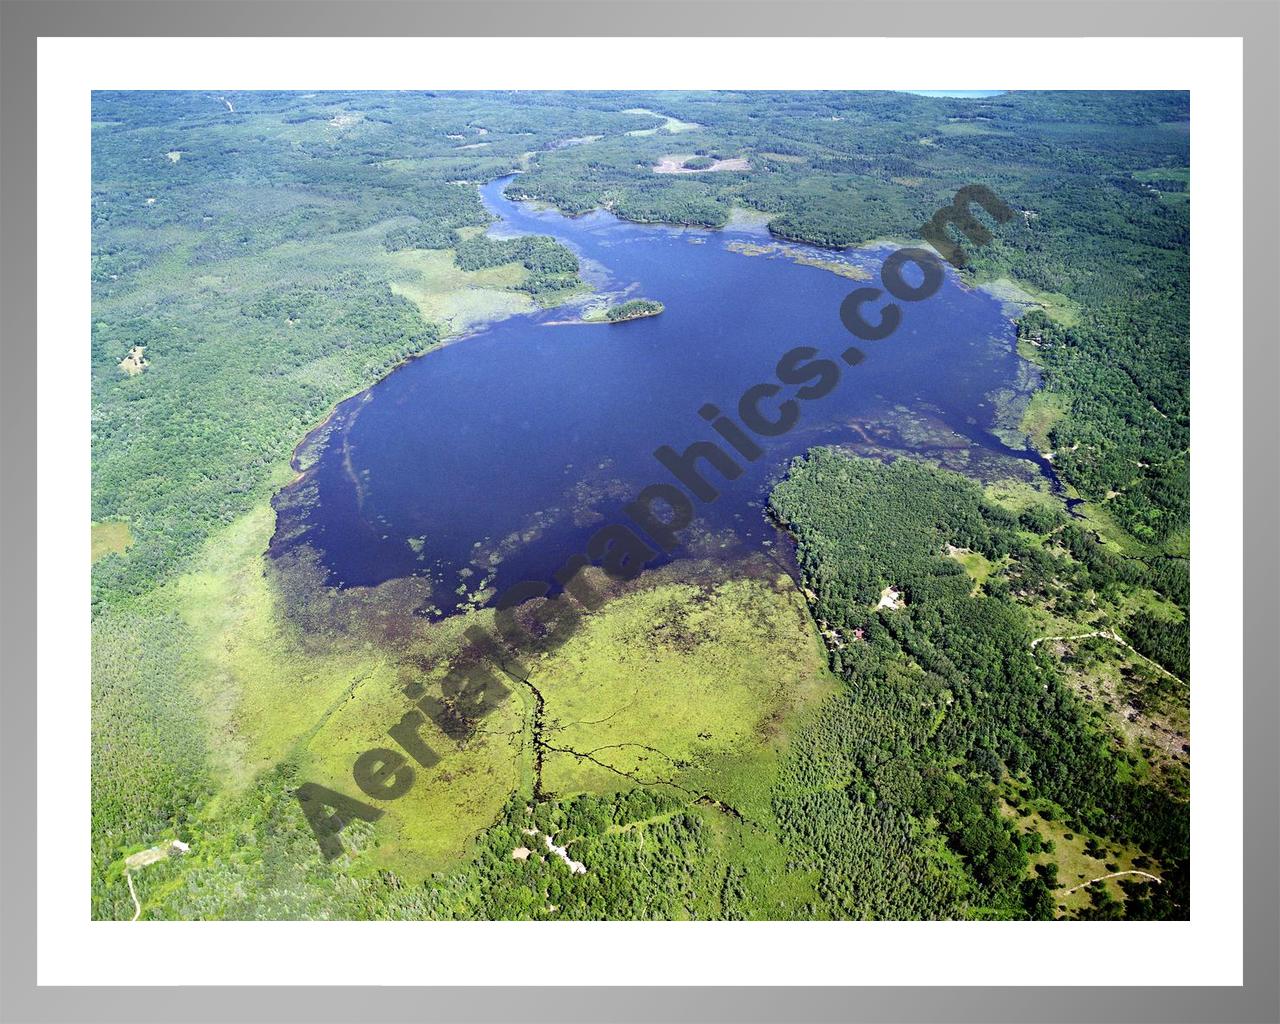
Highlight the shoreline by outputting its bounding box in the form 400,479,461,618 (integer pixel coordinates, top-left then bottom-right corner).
278,173,1048,527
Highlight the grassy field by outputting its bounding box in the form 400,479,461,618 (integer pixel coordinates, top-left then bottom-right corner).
1000,779,1160,918
159,494,526,876
946,545,997,593
538,574,836,797
1132,166,1189,184
983,477,1060,516
131,489,837,887
1132,166,1189,207
977,277,1080,329
986,474,1184,563
622,108,701,136
1050,634,1190,796
1019,391,1070,451
386,247,534,332
532,566,837,920
91,520,133,562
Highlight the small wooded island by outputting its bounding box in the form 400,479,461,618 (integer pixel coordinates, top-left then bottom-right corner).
584,298,665,323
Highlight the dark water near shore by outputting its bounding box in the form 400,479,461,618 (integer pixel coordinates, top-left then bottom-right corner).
273,177,1060,613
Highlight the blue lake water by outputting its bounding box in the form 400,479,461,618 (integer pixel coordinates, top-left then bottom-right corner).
273,177,1055,612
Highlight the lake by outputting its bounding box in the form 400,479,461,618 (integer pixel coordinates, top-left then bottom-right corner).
272,176,1055,613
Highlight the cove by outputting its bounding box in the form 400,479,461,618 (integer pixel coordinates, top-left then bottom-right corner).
272,176,1058,614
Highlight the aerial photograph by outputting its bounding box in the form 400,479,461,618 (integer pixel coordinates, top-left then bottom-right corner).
91,89,1190,922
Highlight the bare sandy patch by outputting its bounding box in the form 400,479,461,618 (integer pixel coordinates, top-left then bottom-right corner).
653,154,750,174
551,135,603,149
877,586,904,610
327,112,364,131
623,108,701,136
119,345,148,375
92,520,133,562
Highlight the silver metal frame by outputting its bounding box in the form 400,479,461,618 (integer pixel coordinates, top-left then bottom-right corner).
2,2,1275,1020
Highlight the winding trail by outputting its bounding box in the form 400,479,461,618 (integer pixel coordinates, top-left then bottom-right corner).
1030,629,1186,685
125,872,142,921
1063,870,1162,896
1030,629,1113,649
120,839,191,920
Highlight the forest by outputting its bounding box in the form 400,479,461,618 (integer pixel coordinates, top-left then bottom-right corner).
600,298,665,322
767,450,1187,919
90,89,1189,922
